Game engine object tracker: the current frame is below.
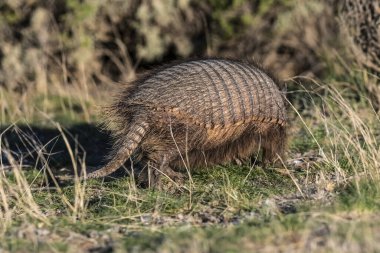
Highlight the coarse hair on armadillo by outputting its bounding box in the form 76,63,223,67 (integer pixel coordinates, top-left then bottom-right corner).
86,58,288,184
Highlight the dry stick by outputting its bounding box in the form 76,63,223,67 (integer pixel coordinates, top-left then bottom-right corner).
168,118,193,194
183,124,193,208
278,154,305,199
112,23,137,80
0,126,19,231
55,123,86,220
286,81,349,182
39,151,75,213
288,80,379,193
33,111,80,213
0,157,11,233
242,134,262,185
0,177,11,234
0,124,39,214
0,124,15,175
334,87,380,182
4,150,50,224
283,78,324,154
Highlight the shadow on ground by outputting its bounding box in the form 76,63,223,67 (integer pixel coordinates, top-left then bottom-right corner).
0,123,127,178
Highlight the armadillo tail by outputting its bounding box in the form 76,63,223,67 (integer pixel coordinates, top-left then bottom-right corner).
85,120,149,179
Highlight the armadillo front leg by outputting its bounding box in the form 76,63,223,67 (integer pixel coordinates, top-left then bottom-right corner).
262,126,286,167
262,147,276,167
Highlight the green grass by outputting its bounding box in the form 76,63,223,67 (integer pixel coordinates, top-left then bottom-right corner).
2,174,379,252
1,81,380,252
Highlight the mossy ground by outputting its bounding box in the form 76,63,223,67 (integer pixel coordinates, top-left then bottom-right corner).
3,166,380,252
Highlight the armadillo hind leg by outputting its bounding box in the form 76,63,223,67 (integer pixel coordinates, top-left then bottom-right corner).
139,150,185,188
85,120,149,179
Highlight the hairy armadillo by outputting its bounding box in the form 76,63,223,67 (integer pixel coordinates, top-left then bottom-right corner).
87,58,287,187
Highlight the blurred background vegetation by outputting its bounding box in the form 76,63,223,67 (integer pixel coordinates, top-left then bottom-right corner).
0,0,376,89
1,1,380,251
0,0,379,124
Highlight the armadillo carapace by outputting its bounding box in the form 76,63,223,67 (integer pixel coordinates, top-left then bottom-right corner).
87,58,287,187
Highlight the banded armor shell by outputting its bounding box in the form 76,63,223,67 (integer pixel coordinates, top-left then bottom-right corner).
128,59,286,128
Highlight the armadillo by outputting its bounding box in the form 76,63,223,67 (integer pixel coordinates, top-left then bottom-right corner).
86,58,287,187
